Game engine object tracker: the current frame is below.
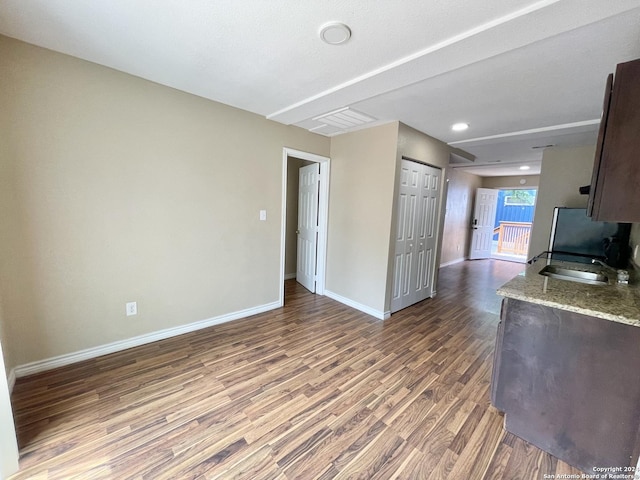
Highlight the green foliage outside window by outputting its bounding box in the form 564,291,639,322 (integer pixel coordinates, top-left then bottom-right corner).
503,189,536,206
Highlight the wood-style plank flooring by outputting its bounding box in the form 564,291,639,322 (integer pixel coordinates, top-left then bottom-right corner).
8,260,585,479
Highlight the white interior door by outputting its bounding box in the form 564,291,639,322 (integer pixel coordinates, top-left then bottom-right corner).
415,164,441,303
469,188,498,260
391,161,420,311
391,160,442,313
296,163,319,292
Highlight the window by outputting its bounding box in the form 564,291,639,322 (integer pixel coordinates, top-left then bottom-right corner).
502,190,536,206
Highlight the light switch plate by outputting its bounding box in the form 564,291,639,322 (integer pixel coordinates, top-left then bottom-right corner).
259,210,267,221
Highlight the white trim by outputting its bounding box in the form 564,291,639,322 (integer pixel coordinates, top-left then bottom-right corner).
439,257,468,268
13,301,280,378
324,289,390,320
284,273,296,280
448,119,600,146
280,147,330,305
7,369,15,393
267,0,561,122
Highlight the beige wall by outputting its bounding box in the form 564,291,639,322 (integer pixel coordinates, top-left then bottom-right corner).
441,170,482,265
0,36,329,370
327,122,461,315
481,175,540,189
529,145,596,259
327,123,399,313
285,157,314,276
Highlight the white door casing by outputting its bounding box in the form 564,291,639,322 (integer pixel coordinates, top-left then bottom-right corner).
391,159,442,313
279,148,329,306
0,339,19,478
296,163,320,293
469,188,499,260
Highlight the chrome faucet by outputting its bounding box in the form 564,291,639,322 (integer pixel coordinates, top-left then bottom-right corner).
591,258,608,268
592,258,630,284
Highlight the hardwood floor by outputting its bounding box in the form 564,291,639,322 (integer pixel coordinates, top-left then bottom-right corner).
8,259,585,479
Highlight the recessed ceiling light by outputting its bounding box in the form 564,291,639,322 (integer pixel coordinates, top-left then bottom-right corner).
319,22,351,45
519,165,531,171
451,123,469,132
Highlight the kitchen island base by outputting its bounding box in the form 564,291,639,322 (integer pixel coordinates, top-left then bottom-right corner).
491,298,640,474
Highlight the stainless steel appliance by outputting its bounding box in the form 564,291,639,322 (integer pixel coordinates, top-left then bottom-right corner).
548,207,630,266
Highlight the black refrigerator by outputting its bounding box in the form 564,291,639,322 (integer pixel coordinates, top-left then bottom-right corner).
548,207,630,266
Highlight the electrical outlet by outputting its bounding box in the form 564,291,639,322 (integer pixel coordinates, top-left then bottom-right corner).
126,301,137,316
259,210,267,221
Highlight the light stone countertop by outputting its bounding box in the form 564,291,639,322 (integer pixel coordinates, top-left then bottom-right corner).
497,258,640,326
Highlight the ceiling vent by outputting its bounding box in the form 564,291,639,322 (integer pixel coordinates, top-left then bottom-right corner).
309,123,345,136
313,107,376,130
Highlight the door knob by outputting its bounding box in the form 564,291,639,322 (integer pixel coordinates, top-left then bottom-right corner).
296,230,300,234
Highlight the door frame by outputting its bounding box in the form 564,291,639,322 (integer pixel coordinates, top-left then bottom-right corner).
279,147,330,306
490,186,538,262
0,338,19,478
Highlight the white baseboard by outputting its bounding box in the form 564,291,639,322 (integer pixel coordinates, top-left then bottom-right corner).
324,290,390,320
13,301,282,379
439,257,468,268
284,273,296,280
7,368,15,393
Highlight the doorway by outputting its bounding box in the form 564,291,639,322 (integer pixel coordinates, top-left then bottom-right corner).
469,187,537,263
491,188,537,262
279,148,330,306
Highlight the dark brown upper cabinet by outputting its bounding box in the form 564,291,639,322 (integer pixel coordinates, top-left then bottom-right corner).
588,58,640,223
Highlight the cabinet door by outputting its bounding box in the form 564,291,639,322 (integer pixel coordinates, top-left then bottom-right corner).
498,299,640,473
587,74,612,218
489,299,507,410
589,59,640,222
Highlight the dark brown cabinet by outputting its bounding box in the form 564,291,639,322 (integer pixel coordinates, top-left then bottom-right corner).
588,58,640,222
491,298,640,473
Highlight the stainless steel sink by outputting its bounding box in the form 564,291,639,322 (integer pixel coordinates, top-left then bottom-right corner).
538,265,609,285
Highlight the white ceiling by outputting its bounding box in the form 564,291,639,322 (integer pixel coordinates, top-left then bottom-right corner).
1,0,639,176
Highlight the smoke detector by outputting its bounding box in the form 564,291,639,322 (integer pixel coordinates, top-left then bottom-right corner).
320,22,351,45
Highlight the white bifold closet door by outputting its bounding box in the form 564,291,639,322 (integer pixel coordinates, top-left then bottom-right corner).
391,159,442,313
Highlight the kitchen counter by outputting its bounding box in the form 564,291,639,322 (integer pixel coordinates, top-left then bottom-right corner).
497,258,640,326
